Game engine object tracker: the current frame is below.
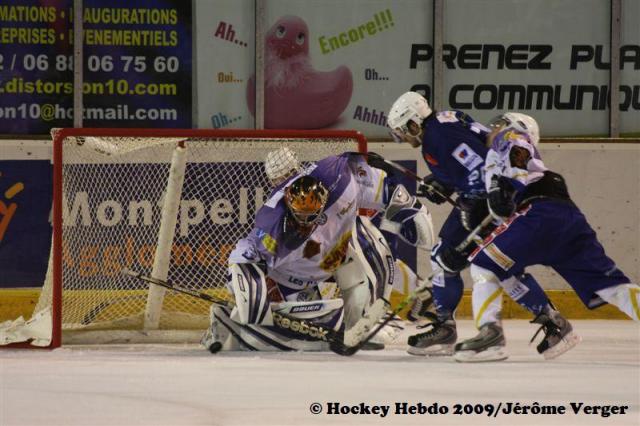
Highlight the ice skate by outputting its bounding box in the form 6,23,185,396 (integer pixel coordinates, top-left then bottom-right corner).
453,322,508,362
407,319,456,356
530,308,581,360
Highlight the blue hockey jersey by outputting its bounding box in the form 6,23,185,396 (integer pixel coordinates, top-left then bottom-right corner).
421,110,490,198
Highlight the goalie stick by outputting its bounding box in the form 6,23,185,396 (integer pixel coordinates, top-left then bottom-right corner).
121,268,378,356
122,268,233,307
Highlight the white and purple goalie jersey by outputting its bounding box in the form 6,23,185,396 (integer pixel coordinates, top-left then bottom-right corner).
229,154,388,291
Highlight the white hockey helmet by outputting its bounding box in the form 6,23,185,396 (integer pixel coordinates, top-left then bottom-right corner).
488,112,540,147
387,91,432,145
265,146,301,186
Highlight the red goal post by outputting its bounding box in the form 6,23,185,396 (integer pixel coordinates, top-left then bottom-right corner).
1,128,367,349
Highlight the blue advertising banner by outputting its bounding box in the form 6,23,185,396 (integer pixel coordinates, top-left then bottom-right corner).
0,0,192,134
0,160,52,287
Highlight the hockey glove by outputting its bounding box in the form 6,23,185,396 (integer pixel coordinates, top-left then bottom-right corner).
365,151,394,174
407,282,438,323
418,175,454,205
435,246,470,273
458,197,490,231
487,175,516,219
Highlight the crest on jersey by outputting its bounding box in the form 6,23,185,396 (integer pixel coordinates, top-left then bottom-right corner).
452,143,483,171
303,240,321,259
320,231,352,272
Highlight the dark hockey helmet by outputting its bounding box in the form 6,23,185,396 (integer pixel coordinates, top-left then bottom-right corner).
284,175,329,227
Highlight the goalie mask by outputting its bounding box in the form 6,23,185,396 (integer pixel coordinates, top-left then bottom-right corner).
284,176,329,229
387,91,432,146
488,112,540,147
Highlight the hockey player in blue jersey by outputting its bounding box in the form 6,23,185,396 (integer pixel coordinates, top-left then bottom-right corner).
455,113,640,361
385,91,505,356
201,152,435,352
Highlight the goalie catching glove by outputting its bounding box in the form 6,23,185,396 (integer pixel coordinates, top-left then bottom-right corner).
379,184,435,250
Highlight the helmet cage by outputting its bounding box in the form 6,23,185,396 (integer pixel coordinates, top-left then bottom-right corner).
389,117,423,143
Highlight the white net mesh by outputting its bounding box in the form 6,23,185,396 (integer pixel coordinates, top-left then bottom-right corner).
34,132,363,342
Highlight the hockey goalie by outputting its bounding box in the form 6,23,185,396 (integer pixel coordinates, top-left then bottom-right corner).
201,151,435,352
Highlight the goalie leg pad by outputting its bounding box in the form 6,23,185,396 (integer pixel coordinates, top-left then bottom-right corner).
271,299,345,332
228,263,272,326
393,259,419,295
335,217,394,328
379,184,435,250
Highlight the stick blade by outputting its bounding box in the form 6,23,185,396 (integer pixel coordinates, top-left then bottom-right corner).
329,340,360,356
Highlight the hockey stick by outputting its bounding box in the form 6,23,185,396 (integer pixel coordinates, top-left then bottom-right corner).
121,268,359,355
454,214,493,252
330,295,416,356
364,152,460,208
122,268,233,307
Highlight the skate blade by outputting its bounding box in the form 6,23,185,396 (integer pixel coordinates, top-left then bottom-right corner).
454,346,509,363
407,344,454,357
543,332,581,360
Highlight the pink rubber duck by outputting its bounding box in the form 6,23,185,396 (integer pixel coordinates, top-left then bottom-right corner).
247,15,353,129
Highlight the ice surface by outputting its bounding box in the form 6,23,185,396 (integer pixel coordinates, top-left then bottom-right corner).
1,320,638,426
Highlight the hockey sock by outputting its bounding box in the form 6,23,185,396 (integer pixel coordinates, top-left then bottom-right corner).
432,271,463,321
472,280,503,329
501,273,550,315
596,283,640,321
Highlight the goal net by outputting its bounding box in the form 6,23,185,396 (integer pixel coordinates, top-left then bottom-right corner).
0,128,366,348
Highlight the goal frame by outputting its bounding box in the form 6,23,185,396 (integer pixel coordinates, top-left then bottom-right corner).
26,128,366,349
